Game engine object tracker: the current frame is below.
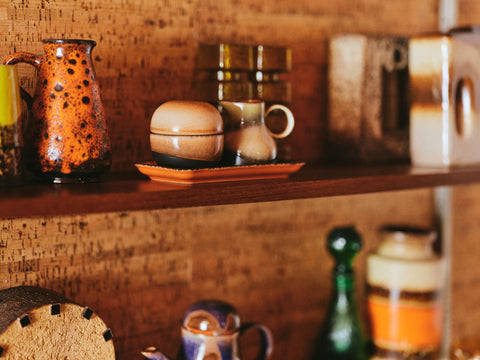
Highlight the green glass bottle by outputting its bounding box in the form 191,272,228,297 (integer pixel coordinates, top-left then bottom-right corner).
315,226,369,360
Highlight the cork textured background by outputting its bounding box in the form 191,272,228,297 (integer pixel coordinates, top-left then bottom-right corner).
0,0,478,358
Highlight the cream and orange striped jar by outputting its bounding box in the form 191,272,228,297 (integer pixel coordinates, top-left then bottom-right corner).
366,226,446,359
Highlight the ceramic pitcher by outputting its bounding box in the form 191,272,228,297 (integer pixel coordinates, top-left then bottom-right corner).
218,100,294,165
142,299,273,360
4,39,111,183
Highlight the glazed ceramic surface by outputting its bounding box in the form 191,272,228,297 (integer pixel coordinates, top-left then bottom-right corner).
150,101,224,169
0,64,23,181
409,28,480,167
150,133,223,168
218,100,294,165
142,299,273,360
367,226,446,359
328,34,409,164
5,39,111,183
150,101,223,136
135,161,305,184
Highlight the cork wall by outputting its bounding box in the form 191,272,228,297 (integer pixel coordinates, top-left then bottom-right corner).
0,190,434,359
0,0,439,169
1,0,479,359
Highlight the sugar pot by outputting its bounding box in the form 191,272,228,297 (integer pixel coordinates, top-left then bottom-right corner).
142,299,273,360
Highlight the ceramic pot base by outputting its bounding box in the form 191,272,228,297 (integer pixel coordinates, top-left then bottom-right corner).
153,152,219,169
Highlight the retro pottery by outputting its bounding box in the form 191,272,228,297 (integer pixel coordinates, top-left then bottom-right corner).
366,226,446,359
150,101,224,169
218,100,294,165
5,39,111,183
142,299,273,360
0,64,24,183
409,27,480,167
328,34,409,163
135,161,305,184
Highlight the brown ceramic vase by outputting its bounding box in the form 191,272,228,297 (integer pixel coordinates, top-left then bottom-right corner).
4,39,111,183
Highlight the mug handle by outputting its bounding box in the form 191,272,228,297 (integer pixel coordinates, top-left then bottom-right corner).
265,104,295,139
240,322,274,360
4,52,43,109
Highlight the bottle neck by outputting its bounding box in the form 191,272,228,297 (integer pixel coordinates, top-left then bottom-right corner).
331,270,356,305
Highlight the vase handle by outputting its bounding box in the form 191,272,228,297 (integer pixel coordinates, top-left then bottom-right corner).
4,52,42,109
240,322,274,360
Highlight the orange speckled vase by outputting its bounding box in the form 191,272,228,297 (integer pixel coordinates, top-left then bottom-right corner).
4,39,111,183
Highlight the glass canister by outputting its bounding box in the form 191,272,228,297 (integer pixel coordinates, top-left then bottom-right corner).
366,226,446,359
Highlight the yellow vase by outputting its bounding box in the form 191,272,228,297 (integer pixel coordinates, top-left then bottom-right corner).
0,64,23,181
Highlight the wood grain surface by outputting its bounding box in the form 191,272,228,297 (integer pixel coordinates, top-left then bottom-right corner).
0,163,480,218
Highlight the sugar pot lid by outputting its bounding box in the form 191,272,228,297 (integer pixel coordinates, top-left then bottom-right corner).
182,299,241,336
150,101,223,136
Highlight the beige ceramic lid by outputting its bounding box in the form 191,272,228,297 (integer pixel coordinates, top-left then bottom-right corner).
150,101,223,135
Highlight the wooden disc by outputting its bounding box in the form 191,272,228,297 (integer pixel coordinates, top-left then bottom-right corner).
0,286,115,359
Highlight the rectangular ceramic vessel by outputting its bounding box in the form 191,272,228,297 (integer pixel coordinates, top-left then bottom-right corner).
328,34,410,163
409,28,480,167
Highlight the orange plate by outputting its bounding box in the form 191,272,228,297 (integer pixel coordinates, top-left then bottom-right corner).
135,161,305,184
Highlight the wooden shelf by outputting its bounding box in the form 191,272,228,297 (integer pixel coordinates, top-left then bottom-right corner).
3,163,480,219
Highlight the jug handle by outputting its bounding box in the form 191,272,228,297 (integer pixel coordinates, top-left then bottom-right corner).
4,52,43,109
240,322,274,360
265,104,295,139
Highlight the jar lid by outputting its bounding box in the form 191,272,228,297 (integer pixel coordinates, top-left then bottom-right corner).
150,101,223,135
182,299,241,336
378,225,438,260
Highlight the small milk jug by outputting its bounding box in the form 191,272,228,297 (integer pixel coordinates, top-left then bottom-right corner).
218,100,294,165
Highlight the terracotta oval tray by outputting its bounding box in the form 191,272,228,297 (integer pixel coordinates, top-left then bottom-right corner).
135,161,305,184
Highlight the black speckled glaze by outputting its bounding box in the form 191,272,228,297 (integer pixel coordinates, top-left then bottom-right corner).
4,39,111,182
